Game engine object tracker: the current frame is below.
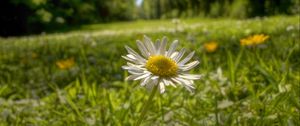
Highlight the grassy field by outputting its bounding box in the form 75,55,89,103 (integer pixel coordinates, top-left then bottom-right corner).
0,16,299,125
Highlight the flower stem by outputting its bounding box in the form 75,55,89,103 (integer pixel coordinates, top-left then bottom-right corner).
135,85,157,126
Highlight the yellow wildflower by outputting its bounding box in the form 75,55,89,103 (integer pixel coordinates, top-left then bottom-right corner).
240,34,269,46
204,41,218,53
56,57,75,70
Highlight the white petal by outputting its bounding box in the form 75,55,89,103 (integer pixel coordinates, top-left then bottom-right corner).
170,77,182,85
127,54,136,59
172,77,195,93
166,40,178,57
128,71,142,75
122,55,144,64
178,51,195,65
180,61,199,71
127,67,149,74
166,80,177,88
155,39,160,53
158,36,167,55
144,35,156,55
125,46,146,62
140,76,151,86
136,40,150,58
171,77,194,88
134,73,151,80
170,52,178,59
145,78,158,91
176,77,195,89
159,82,165,93
184,86,195,93
162,79,169,86
163,79,176,87
151,76,159,80
122,65,145,72
178,74,202,80
173,48,186,62
121,55,136,63
128,69,144,75
121,65,132,70
126,74,142,80
126,62,145,68
124,46,139,56
126,54,146,63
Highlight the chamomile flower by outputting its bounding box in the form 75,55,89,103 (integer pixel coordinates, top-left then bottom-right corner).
122,35,201,93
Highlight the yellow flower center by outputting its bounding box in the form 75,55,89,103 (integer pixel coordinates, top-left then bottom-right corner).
146,55,178,77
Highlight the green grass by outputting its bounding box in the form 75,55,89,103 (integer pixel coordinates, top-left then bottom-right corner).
0,15,299,125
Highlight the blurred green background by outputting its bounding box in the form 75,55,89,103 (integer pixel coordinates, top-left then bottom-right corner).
0,0,299,125
0,0,299,36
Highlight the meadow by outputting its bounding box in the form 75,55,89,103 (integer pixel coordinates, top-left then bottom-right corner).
0,16,299,125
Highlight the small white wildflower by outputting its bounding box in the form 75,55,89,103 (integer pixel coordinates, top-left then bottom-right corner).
210,67,228,85
286,25,294,31
172,18,180,24
122,35,201,93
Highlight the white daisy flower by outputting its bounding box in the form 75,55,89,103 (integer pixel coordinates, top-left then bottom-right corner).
122,35,201,93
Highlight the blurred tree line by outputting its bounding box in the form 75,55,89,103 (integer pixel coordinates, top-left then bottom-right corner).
0,0,137,36
0,0,299,36
140,0,299,19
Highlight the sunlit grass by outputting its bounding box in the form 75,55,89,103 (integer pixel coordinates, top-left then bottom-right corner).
0,15,299,125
